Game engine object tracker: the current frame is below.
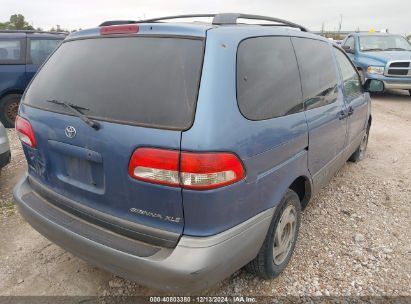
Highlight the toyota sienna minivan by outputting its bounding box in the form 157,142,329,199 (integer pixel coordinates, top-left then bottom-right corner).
14,13,383,292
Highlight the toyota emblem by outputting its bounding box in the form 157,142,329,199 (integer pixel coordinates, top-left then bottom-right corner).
65,126,76,138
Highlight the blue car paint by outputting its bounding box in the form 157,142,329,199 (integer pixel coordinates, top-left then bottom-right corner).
0,61,27,98
18,25,213,240
342,33,411,90
181,27,311,235
17,24,370,240
19,105,185,235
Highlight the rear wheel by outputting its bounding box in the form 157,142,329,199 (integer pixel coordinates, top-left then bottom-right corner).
246,190,301,279
349,126,370,162
0,94,21,128
408,90,411,96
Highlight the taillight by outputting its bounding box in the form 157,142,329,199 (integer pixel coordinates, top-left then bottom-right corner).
100,24,139,35
128,148,180,187
128,148,245,190
180,152,245,190
15,115,37,148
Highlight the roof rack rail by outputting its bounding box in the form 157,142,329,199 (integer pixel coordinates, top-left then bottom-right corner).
0,29,68,35
213,13,308,31
99,13,308,32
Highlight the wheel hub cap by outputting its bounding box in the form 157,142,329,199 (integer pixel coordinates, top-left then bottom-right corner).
6,101,19,123
273,205,297,265
359,132,368,158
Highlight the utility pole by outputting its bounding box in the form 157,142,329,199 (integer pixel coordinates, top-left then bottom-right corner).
338,14,343,33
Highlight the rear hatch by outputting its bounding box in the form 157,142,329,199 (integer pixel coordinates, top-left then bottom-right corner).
19,29,204,247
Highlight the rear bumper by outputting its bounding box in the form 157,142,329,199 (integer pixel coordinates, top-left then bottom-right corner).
0,150,11,169
13,175,274,292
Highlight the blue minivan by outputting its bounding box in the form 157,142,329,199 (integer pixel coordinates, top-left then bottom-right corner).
0,31,65,127
13,14,383,292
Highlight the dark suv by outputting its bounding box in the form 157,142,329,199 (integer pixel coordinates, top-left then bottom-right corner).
0,30,65,127
13,14,383,292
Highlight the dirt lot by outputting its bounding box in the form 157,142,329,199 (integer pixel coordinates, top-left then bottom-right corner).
0,90,410,297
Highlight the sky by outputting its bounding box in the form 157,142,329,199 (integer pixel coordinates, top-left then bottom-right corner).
0,0,410,35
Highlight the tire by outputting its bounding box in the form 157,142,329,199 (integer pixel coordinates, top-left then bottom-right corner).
0,94,21,128
409,90,411,97
246,189,301,279
349,124,370,162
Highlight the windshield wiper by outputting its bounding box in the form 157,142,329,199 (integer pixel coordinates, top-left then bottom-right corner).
46,99,100,130
362,48,384,52
384,47,409,51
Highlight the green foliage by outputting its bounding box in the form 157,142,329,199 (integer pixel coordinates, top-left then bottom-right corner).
0,13,34,30
0,13,73,33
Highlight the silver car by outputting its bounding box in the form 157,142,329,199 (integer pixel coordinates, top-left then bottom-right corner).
0,122,10,172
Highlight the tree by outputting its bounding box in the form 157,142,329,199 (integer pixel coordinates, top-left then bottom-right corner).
49,24,69,32
0,14,34,30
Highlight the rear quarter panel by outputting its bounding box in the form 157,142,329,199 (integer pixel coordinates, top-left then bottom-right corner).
181,27,311,236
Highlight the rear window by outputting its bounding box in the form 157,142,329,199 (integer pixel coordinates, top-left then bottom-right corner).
237,36,303,121
24,37,204,130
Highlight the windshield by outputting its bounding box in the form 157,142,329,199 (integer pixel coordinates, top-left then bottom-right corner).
24,36,204,130
359,35,411,51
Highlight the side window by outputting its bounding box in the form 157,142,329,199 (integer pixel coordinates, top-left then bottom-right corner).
292,38,338,110
333,48,363,101
29,39,62,65
344,36,355,50
0,39,24,64
237,36,303,120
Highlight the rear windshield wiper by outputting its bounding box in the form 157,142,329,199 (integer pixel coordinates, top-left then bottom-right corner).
46,99,100,130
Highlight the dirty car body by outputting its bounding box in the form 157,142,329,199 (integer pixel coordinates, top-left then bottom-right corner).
14,14,373,291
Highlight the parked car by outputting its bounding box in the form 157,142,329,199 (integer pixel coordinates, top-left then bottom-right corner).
0,30,65,127
13,14,383,292
0,121,10,172
342,33,411,96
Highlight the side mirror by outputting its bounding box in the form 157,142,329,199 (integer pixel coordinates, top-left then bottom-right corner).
342,45,355,54
364,79,384,93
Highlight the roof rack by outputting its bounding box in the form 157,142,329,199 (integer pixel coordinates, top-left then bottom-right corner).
0,29,68,35
99,13,308,32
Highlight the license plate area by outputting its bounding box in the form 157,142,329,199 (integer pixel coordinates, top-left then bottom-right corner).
48,140,105,194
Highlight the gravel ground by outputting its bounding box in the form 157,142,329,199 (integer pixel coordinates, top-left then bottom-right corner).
0,90,410,298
